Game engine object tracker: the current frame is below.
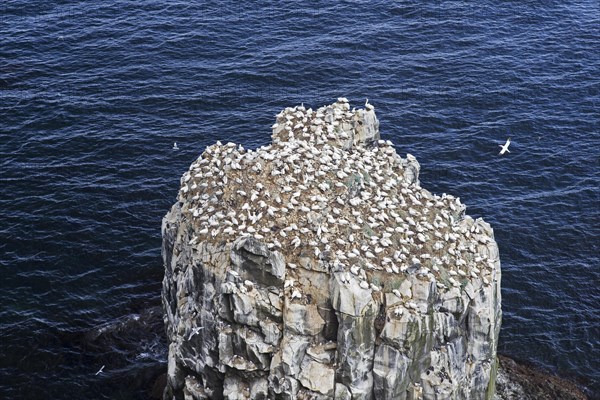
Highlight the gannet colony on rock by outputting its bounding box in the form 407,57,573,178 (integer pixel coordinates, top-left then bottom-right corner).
161,99,502,400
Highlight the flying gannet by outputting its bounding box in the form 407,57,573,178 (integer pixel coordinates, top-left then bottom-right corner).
498,137,511,155
188,326,203,340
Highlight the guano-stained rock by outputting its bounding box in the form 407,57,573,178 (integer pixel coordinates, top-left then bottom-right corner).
161,99,502,399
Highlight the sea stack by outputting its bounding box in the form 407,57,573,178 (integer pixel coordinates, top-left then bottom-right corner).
161,99,502,399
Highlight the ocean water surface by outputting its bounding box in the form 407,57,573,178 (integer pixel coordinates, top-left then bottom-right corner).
1,1,599,398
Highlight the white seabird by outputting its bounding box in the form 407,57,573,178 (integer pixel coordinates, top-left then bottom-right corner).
173,142,179,150
498,137,511,155
95,365,105,375
188,326,203,340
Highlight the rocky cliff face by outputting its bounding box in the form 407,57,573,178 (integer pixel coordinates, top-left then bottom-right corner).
161,99,502,400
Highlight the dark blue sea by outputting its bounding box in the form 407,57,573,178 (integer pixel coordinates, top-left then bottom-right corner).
1,1,598,398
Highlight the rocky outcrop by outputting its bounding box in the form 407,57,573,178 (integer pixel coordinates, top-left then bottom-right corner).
493,355,591,400
161,99,502,399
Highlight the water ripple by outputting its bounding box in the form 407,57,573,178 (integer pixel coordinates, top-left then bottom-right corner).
1,0,599,398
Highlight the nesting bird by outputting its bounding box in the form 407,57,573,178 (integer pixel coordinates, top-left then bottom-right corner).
179,100,497,312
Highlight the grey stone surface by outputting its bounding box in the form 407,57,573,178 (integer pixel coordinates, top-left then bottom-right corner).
161,100,502,399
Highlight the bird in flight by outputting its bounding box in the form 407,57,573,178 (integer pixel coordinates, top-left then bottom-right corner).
95,365,105,375
499,137,511,155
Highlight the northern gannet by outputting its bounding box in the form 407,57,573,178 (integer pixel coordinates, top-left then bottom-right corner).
188,326,203,340
173,142,179,150
498,137,511,155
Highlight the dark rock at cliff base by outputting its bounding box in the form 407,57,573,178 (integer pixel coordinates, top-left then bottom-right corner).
62,306,168,398
493,355,591,400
